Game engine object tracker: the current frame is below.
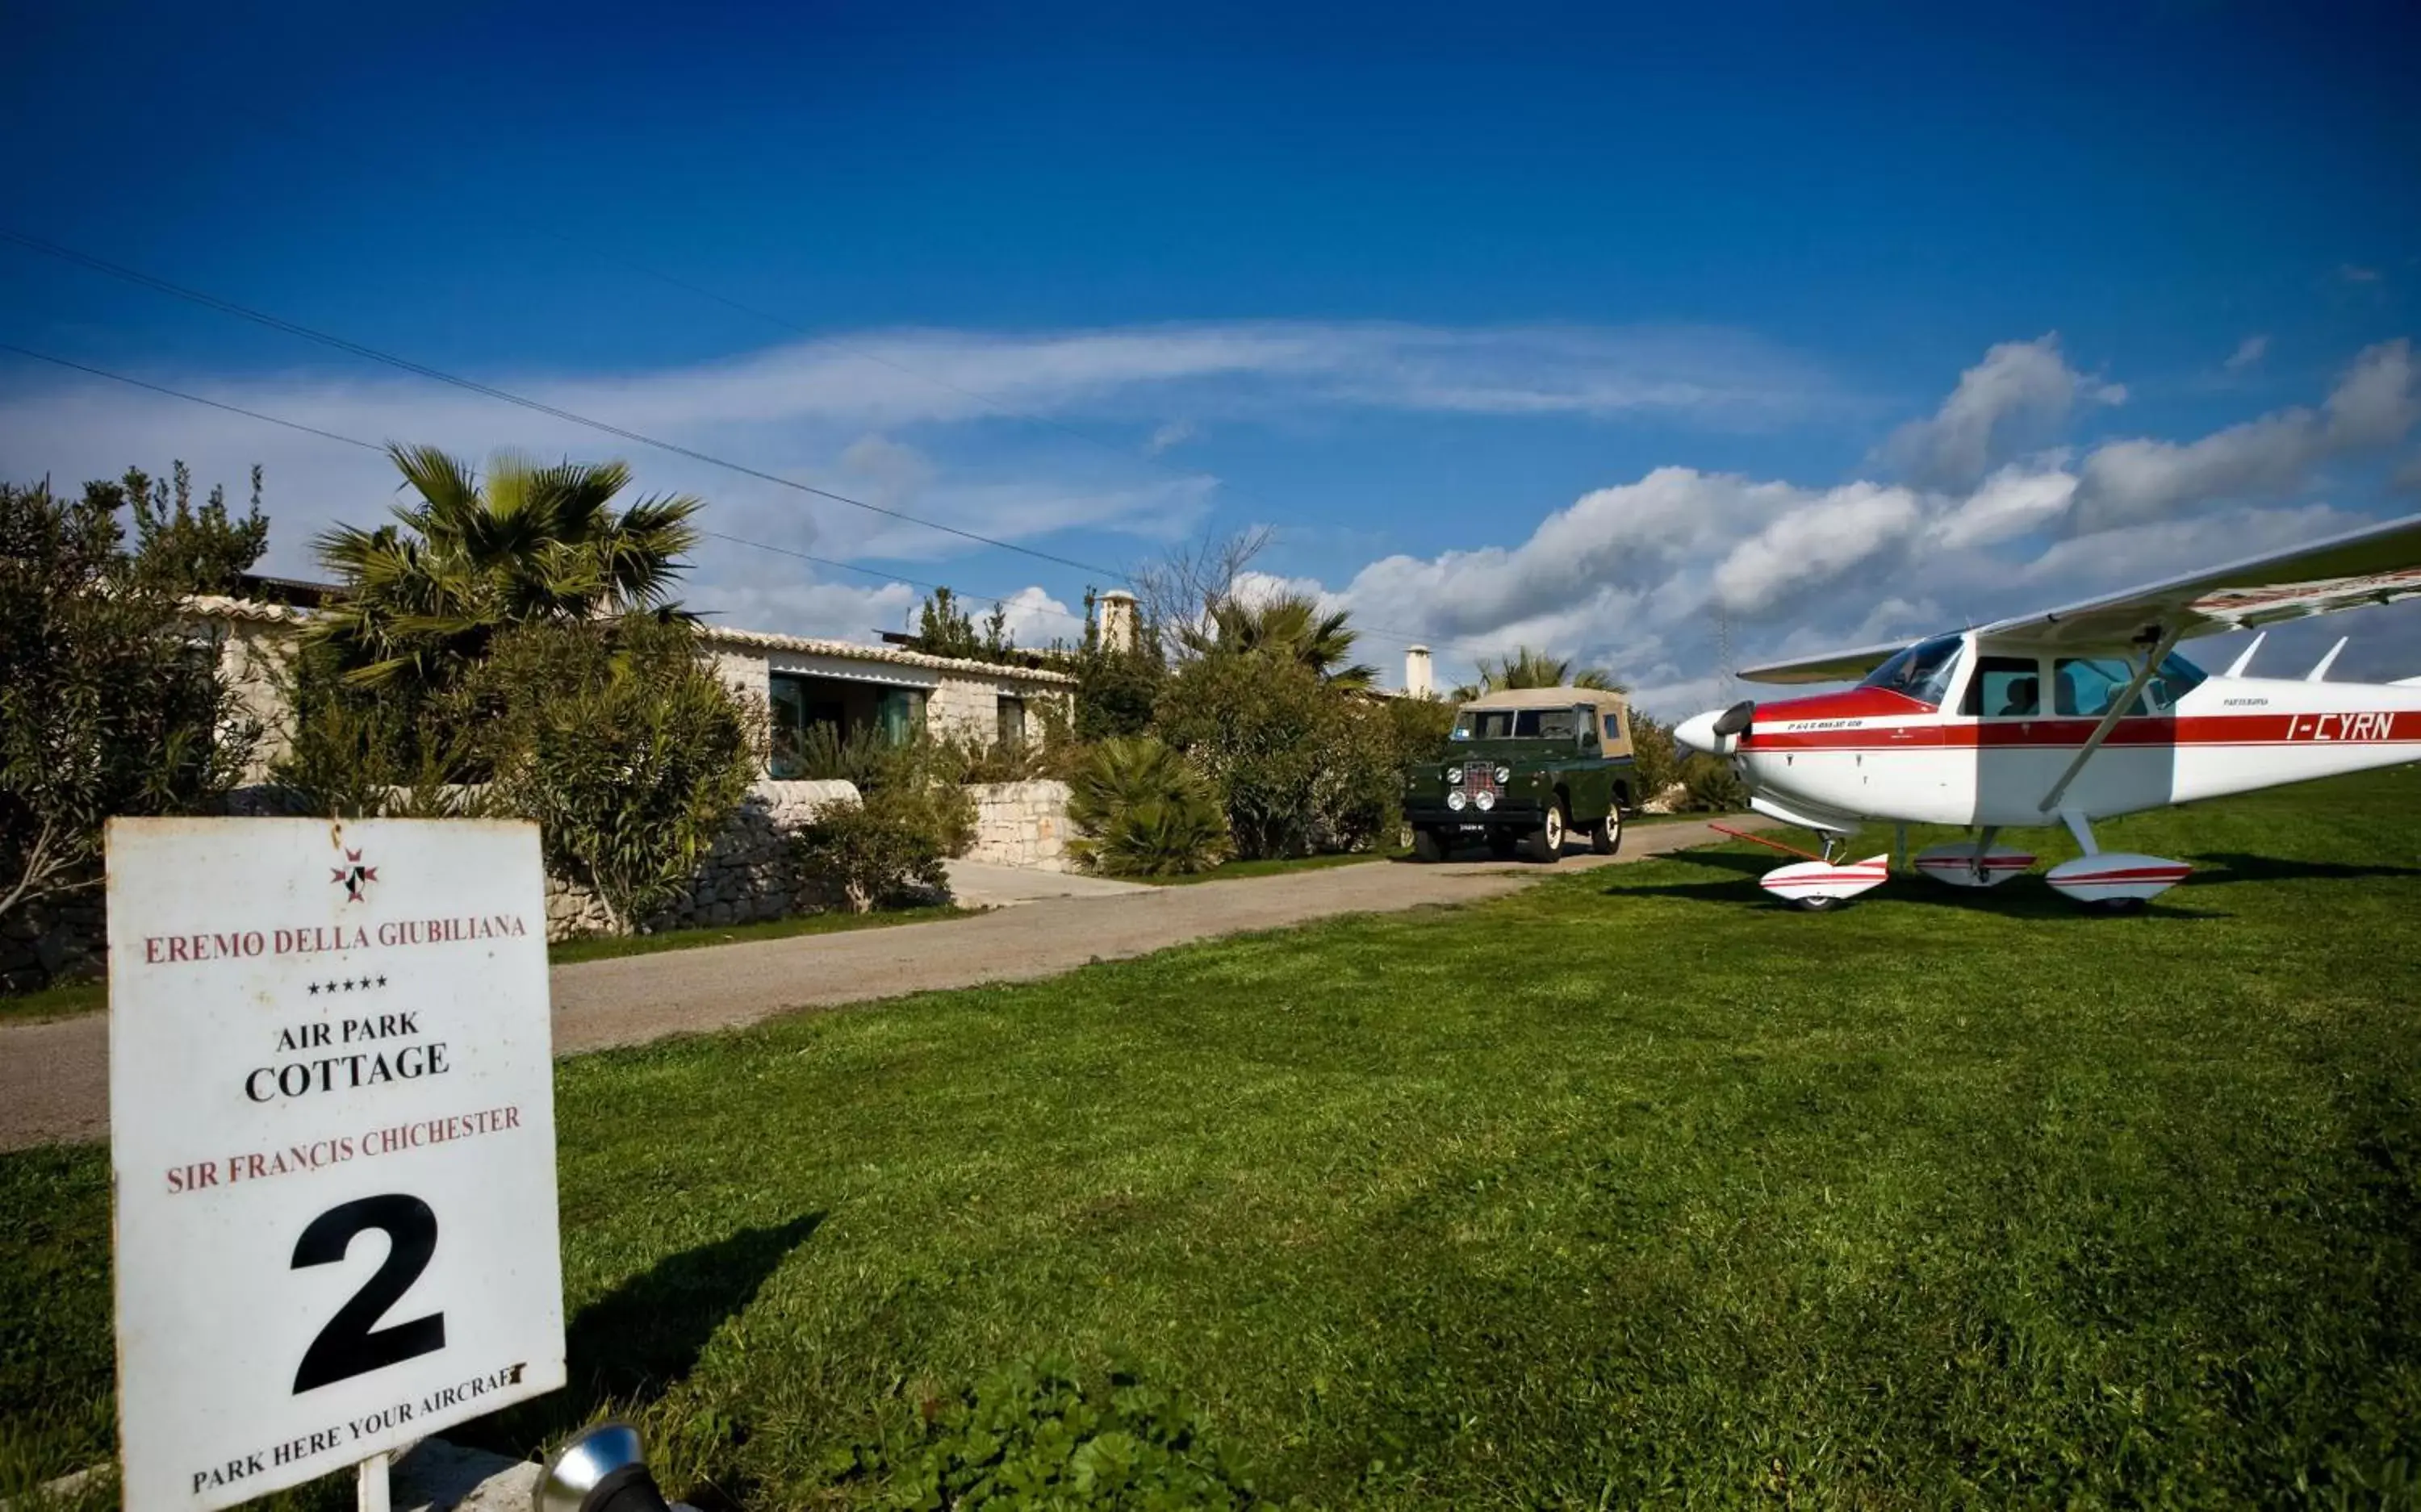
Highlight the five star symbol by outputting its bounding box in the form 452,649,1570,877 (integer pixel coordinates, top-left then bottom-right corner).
305,975,388,996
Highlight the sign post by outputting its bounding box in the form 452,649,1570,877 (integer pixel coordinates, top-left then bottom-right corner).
107,817,567,1512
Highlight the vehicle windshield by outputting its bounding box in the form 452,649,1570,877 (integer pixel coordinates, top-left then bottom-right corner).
1453,708,1581,740
1859,633,1966,708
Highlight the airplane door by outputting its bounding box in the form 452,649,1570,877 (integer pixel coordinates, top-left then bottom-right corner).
1959,654,2053,825
2046,657,2174,814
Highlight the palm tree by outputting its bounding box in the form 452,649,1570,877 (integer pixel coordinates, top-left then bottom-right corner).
1449,645,1624,701
1190,592,1378,689
308,444,702,689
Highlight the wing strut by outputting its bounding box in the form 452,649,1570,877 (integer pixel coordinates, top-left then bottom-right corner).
2038,623,2185,816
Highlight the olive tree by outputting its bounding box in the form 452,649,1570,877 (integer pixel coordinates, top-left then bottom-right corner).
0,472,262,932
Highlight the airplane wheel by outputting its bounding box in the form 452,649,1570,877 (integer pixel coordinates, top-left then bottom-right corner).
1412,827,1445,863
1792,896,1844,913
1590,808,1622,855
2087,896,2149,915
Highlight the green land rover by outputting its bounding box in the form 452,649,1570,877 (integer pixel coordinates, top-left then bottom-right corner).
1403,686,1637,863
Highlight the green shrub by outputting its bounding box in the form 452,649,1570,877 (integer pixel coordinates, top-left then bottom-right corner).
1,474,260,942
847,1357,1261,1510
870,738,979,859
1073,644,1165,743
1153,656,1403,859
792,796,951,912
783,721,894,788
269,645,483,818
1679,751,1748,812
1306,698,1403,854
1384,695,1455,766
784,726,978,858
1065,737,1228,877
1624,708,1682,809
469,620,760,930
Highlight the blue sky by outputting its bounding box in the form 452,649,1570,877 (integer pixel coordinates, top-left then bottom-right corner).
3,1,2417,708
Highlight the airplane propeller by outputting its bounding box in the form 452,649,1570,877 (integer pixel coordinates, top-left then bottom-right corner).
1675,699,1755,756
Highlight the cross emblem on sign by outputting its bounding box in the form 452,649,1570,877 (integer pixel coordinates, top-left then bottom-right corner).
329,847,378,904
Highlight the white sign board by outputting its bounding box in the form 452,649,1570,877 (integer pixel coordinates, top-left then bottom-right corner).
107,817,565,1512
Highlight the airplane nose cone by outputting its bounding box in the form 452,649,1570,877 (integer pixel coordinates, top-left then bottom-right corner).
1675,700,1756,755
1675,708,1722,755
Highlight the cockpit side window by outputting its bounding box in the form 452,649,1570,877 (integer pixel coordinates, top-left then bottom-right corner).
1859,634,1967,708
2144,653,2206,712
1962,656,2044,717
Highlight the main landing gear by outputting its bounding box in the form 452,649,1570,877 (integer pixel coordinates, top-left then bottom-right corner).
1719,813,2192,913
2032,812,2190,911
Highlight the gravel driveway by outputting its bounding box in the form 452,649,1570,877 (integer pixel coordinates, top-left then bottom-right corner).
0,817,1758,1150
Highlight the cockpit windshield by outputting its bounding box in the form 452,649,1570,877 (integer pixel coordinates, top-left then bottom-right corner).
1859,633,1966,708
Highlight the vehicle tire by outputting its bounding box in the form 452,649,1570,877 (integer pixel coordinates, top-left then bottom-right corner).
1793,895,1842,913
1520,802,1567,863
1412,827,1445,863
1589,806,1622,855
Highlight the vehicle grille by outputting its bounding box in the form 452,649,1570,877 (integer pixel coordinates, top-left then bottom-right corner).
1461,762,1500,796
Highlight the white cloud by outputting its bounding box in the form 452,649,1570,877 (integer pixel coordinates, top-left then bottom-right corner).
2072,340,2417,532
1144,419,1198,455
1287,340,2421,712
1880,335,2120,491
2223,335,2269,374
1711,482,1924,611
1926,462,2076,550
991,585,1081,645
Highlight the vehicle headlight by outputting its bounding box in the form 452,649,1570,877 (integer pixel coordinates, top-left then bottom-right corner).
1494,765,1512,783
1446,789,1467,812
1474,790,1496,811
1442,764,1460,783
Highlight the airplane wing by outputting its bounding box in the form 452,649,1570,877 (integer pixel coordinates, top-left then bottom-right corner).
1737,511,2421,683
1976,510,2421,649
1735,638,1913,685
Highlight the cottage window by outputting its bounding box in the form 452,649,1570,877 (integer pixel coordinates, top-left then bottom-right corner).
997,695,1027,746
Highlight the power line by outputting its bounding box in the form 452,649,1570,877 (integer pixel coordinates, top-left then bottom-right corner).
2,217,1507,661
0,228,1129,583
205,105,1483,656
0,340,1096,635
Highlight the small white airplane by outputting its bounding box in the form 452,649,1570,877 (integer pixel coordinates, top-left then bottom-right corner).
1674,513,2421,910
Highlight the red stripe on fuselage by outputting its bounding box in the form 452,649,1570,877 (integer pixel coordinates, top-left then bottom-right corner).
1741,709,2421,752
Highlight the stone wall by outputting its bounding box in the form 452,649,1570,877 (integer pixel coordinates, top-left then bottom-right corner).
540,779,859,941
0,894,106,996
2,780,868,989
964,780,1074,872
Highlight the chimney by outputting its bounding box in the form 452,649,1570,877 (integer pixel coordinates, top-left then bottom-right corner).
1096,590,1139,654
1404,644,1434,698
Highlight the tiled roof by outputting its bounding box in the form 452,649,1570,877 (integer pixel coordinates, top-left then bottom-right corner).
179,596,1077,685
700,623,1076,684
184,594,316,625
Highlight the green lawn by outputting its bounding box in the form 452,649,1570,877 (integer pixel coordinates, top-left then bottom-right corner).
0,980,105,1025
6,771,2419,1507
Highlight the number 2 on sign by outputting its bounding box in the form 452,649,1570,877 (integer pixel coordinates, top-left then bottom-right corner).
290,1194,446,1393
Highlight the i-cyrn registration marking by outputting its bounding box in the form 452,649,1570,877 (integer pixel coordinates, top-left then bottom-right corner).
2286,712,2396,741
